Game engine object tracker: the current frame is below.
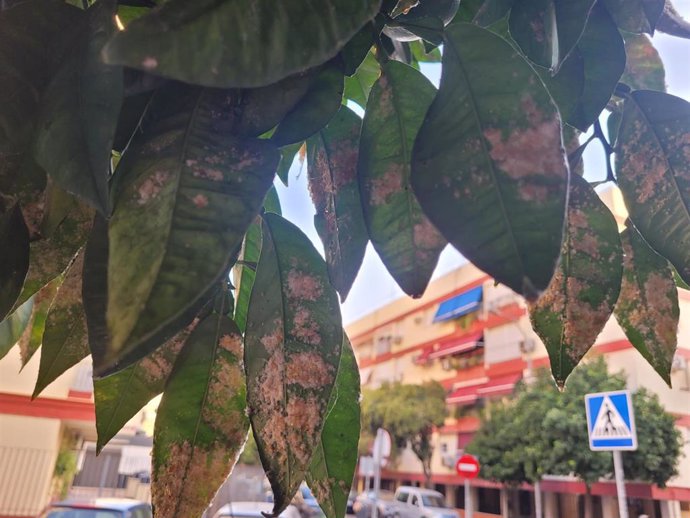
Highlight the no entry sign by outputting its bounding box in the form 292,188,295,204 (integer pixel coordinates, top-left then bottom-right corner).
455,454,480,479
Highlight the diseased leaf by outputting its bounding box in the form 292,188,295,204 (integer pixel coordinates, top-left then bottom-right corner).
616,90,690,287
672,266,690,290
411,23,569,299
33,0,122,216
14,191,94,311
94,319,198,453
537,3,626,131
306,335,361,518
620,33,666,91
33,252,89,398
343,51,381,109
245,214,342,515
602,0,664,34
271,61,345,147
0,202,29,321
615,225,679,386
103,82,279,374
152,298,248,518
509,0,597,70
656,1,690,38
307,106,368,301
359,60,446,298
18,275,63,368
529,175,622,387
0,297,34,361
103,0,380,88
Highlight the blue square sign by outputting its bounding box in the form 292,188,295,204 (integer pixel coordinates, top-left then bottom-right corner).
585,390,637,451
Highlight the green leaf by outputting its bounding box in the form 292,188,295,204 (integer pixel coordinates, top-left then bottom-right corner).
454,0,514,26
94,320,198,453
276,142,304,185
672,266,690,290
411,23,569,299
602,0,664,34
529,175,622,387
615,90,690,287
307,106,368,301
33,0,123,217
152,298,248,518
306,335,361,518
103,83,279,374
341,22,377,76
620,33,666,91
359,60,446,298
271,61,345,147
0,0,79,156
0,297,33,362
343,51,381,109
103,0,380,88
537,3,626,131
33,252,89,398
245,213,342,515
0,201,29,321
509,0,596,70
233,190,283,334
615,225,679,386
409,40,442,63
18,275,63,368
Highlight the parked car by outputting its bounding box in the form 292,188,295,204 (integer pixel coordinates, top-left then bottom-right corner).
353,490,396,518
39,498,152,518
387,487,459,518
347,489,358,515
213,501,300,518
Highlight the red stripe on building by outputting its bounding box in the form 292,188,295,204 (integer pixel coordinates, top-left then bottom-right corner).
0,392,95,422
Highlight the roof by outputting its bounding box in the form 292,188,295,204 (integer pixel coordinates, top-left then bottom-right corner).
396,486,444,496
53,498,148,511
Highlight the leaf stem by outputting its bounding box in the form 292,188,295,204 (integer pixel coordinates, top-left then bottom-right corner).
594,119,616,183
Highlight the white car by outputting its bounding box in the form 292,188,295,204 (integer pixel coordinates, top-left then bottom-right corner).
212,501,301,518
388,487,459,518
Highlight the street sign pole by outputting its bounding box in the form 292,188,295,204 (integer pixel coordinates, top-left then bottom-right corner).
534,479,542,518
613,451,629,518
455,454,479,518
464,479,472,518
372,432,382,518
585,390,637,518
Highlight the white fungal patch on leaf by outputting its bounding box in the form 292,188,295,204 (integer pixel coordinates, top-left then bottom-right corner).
136,171,170,205
286,352,333,389
287,270,323,301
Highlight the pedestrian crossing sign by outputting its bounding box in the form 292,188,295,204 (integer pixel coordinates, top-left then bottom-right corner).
585,390,637,451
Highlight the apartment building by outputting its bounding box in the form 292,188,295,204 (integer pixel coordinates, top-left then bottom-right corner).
346,191,690,518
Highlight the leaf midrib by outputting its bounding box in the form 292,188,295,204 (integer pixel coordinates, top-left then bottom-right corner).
444,34,528,286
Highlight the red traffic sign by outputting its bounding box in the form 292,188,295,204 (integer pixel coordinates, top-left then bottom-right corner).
455,454,480,479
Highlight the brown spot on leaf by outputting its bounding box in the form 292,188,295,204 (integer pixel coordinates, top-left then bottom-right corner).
286,352,333,389
287,270,323,301
293,307,321,345
137,171,169,205
370,165,404,205
286,396,321,465
219,334,242,356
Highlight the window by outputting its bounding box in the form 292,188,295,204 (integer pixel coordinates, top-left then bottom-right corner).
411,496,419,507
421,495,446,508
129,507,152,518
396,492,409,503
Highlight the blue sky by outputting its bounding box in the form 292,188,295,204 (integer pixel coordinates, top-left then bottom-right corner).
276,10,690,324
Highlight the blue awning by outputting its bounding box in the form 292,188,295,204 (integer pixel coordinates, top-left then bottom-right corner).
433,286,483,322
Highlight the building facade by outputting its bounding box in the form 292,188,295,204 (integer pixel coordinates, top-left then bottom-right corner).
346,192,690,518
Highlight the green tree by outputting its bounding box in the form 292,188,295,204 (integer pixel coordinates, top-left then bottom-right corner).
1,0,689,516
468,359,683,518
362,381,448,487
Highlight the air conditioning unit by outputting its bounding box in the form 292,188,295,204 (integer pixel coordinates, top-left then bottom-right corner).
441,452,460,469
671,354,688,372
392,334,403,345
